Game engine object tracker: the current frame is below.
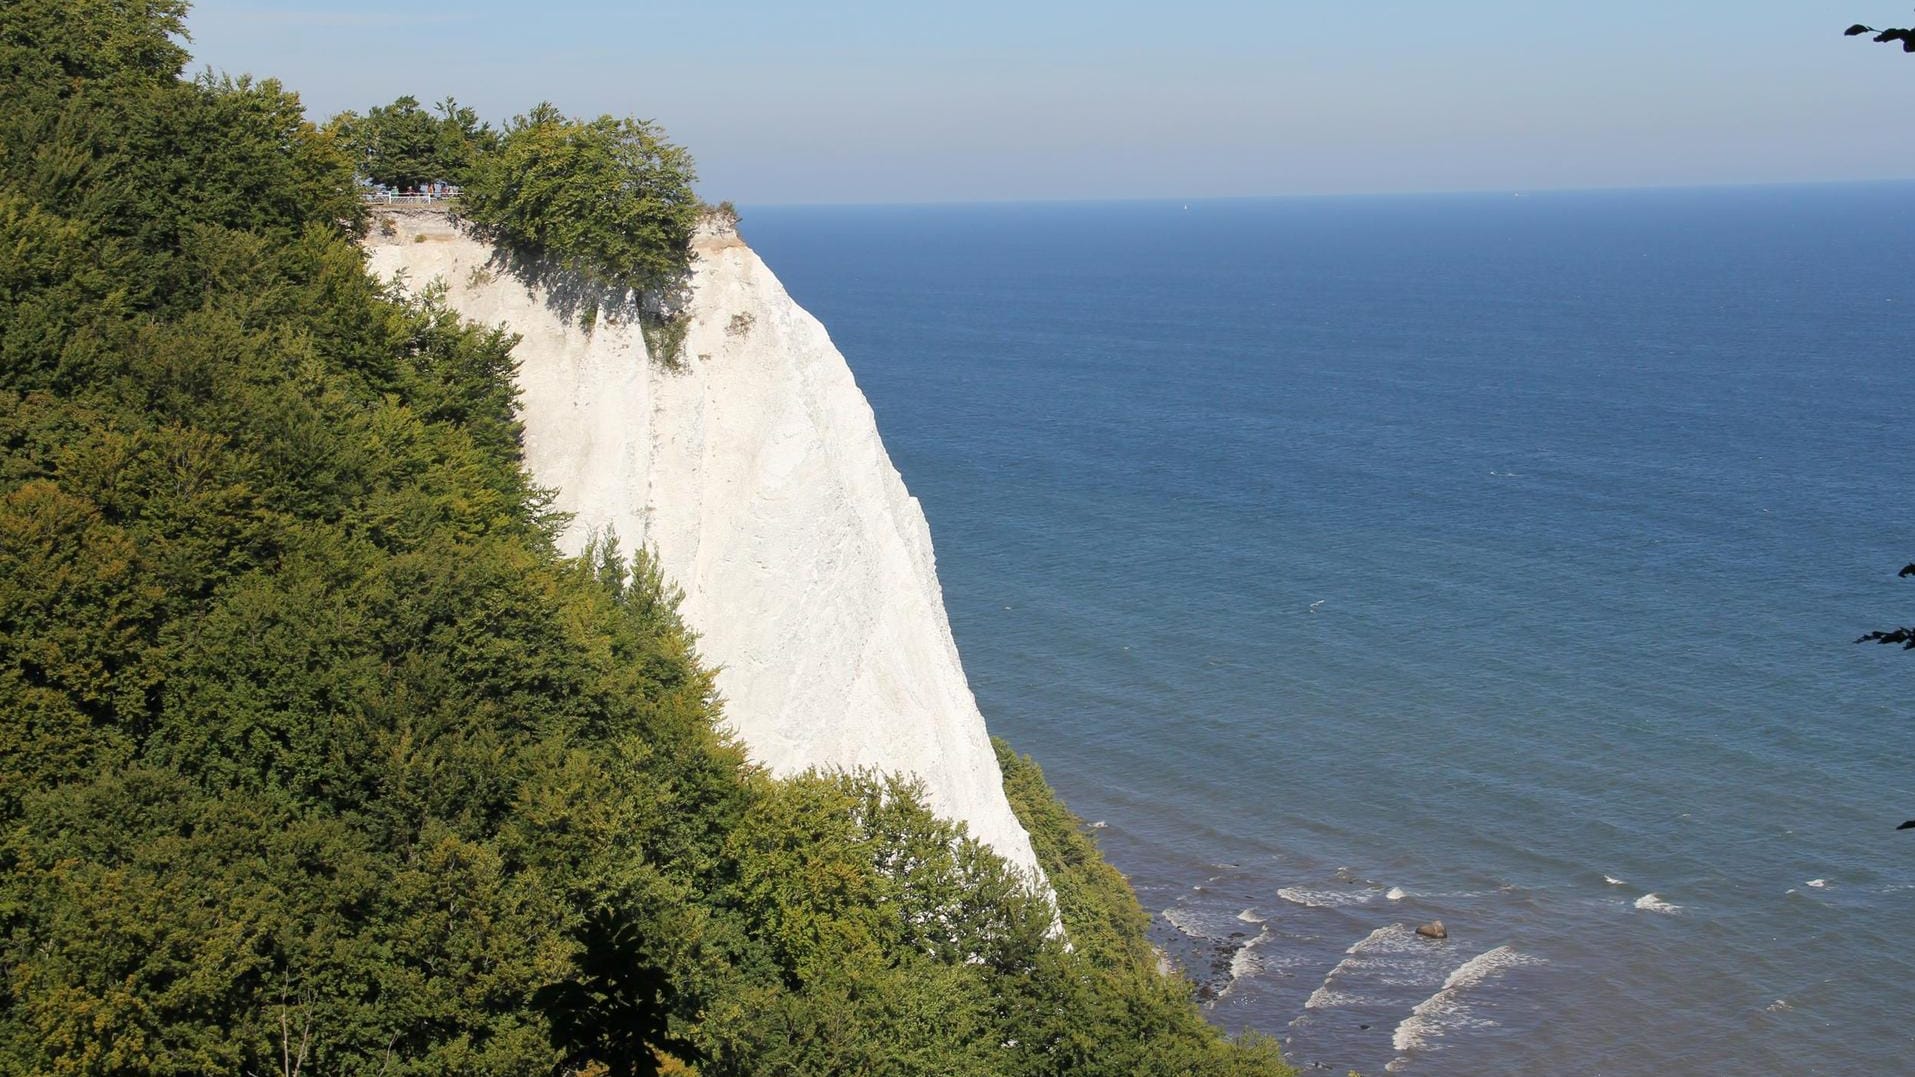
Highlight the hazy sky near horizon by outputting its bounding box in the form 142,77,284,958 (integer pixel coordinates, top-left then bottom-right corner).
187,1,1915,204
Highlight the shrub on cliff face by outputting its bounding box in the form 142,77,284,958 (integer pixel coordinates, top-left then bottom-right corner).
460,104,700,305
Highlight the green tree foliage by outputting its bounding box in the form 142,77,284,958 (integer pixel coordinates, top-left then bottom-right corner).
327,95,498,190
460,104,700,302
0,0,190,86
1,1,1293,1072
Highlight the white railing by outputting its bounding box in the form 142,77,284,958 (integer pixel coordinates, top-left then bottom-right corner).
362,190,460,206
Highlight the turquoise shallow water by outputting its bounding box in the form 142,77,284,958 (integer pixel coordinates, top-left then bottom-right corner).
743,185,1915,1074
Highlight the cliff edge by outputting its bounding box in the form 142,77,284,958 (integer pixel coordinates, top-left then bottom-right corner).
364,209,1044,881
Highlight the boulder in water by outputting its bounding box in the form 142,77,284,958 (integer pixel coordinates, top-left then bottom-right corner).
1416,920,1448,939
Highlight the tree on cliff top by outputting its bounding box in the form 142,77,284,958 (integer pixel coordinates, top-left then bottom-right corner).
459,103,700,304
327,95,498,190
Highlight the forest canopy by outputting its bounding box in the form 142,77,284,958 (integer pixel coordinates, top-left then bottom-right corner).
0,1,1288,1072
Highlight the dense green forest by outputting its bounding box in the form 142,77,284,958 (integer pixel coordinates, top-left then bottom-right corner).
0,2,1288,1072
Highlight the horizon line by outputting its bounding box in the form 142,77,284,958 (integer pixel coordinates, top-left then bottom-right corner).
732,175,1915,211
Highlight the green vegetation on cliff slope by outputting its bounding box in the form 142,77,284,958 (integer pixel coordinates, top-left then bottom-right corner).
0,3,1289,1073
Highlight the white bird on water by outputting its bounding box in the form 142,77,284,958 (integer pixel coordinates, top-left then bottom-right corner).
1309,600,1326,613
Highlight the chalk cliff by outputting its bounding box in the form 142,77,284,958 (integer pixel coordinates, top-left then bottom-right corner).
365,211,1044,881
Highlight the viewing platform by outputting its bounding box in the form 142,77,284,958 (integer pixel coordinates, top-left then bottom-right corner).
360,184,460,206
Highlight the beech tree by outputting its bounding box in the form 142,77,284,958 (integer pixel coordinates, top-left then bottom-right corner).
327,95,496,189
460,104,700,300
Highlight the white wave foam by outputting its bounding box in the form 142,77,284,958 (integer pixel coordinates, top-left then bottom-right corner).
1345,924,1421,955
1303,924,1431,1010
1386,886,1408,901
1162,902,1254,941
1230,940,1265,980
1390,946,1543,1055
1767,998,1791,1013
1302,988,1369,1011
1634,893,1681,914
1236,908,1266,924
1213,925,1273,1003
1161,905,1212,939
1806,878,1828,889
1278,885,1376,909
1603,874,1627,887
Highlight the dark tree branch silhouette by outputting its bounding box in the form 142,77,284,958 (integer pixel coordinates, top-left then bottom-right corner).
1846,21,1915,51
1855,565,1915,831
1853,565,1915,648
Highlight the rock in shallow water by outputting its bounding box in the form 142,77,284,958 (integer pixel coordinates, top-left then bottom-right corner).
1416,920,1448,939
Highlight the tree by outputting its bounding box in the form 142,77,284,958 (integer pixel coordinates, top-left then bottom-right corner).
327,94,496,189
459,104,699,302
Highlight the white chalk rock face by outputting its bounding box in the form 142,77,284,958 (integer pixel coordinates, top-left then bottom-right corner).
365,212,1044,882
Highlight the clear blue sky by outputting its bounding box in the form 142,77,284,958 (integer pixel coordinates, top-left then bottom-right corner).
186,1,1915,204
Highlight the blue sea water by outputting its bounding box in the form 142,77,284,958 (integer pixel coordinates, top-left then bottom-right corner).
741,184,1915,1075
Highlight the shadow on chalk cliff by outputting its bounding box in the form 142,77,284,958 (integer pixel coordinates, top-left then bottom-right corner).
452,212,696,367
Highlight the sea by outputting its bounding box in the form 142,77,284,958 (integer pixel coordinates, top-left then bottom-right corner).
741,183,1915,1075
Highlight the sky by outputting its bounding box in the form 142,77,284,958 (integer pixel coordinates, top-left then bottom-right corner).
185,1,1915,205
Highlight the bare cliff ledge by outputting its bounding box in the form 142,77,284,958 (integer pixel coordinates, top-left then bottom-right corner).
364,209,1045,882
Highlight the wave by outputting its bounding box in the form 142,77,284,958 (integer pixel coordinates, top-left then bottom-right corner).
1303,924,1427,1010
1603,874,1628,887
1278,885,1378,909
1161,905,1211,940
1230,934,1266,979
1212,925,1273,1003
1303,988,1369,1011
1634,893,1681,914
1389,946,1544,1057
1167,898,1279,940
1233,935,1263,977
